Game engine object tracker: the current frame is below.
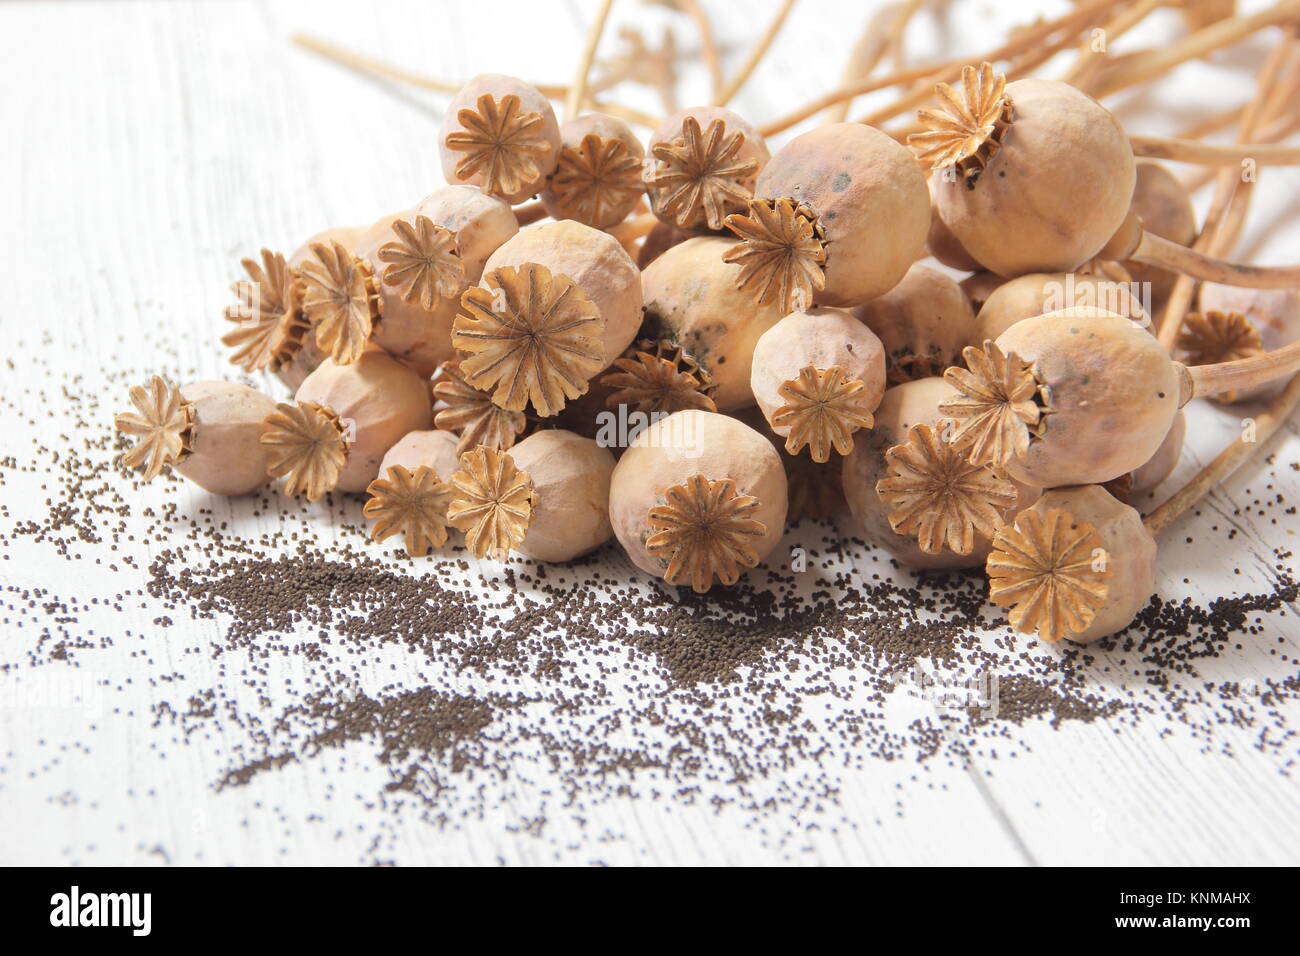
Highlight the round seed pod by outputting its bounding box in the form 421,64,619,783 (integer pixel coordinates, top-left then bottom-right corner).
379,428,462,480
853,264,977,383
439,74,562,204
541,113,646,231
959,271,1004,313
508,429,616,562
1130,410,1185,497
637,221,690,269
413,184,519,285
641,236,786,411
922,72,1136,277
841,377,1037,570
926,197,981,272
293,347,433,493
1195,283,1300,402
278,225,367,391
645,106,770,232
741,122,929,309
481,219,643,371
974,271,1149,343
992,309,1180,488
989,485,1156,644
1123,161,1196,306
608,410,787,591
749,308,887,462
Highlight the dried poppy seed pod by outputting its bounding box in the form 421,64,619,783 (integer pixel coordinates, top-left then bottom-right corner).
439,74,561,204
914,66,1135,277
840,377,1036,570
1130,410,1185,498
749,308,887,462
264,347,433,498
1124,161,1196,306
1193,284,1300,403
541,113,646,231
379,428,462,480
926,196,981,272
479,219,643,372
637,221,690,269
727,123,929,312
959,271,1004,314
853,264,977,383
641,236,786,411
508,429,616,562
446,446,538,559
644,106,770,232
988,485,1156,644
115,377,278,496
412,185,519,286
974,271,1149,343
609,410,787,592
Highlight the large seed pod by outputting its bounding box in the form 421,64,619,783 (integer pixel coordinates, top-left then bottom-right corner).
641,236,786,411
608,410,787,591
854,264,978,383
509,429,616,562
974,271,1149,343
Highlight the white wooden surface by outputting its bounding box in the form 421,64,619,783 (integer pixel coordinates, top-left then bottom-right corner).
1,0,1298,866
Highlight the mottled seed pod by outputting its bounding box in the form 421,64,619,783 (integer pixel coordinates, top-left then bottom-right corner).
853,264,978,383
508,429,616,562
974,271,1149,343
541,113,646,231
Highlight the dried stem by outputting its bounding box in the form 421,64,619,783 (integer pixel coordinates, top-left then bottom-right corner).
1144,371,1300,534
679,0,724,101
1060,0,1166,88
713,0,796,106
567,0,616,120
1135,230,1300,289
821,2,921,125
1186,336,1300,400
1130,134,1300,166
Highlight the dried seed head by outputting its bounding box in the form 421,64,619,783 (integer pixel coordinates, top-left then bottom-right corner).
114,376,194,480
299,240,382,365
260,400,348,502
987,507,1111,643
723,197,827,315
446,446,537,560
376,215,465,311
853,263,978,385
646,112,762,231
941,341,1048,468
1177,310,1264,403
453,263,605,417
600,340,718,415
773,365,876,463
645,474,767,593
910,62,1013,183
546,127,644,230
363,465,455,556
432,361,527,455
222,249,308,373
444,92,555,201
877,423,1017,555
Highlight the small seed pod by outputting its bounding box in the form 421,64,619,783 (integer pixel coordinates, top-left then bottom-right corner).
926,196,981,272
507,429,616,562
477,219,643,375
115,377,278,496
749,308,887,462
840,377,1036,570
637,221,690,269
1193,284,1300,402
608,410,787,592
974,271,1149,343
446,446,538,559
599,338,718,417
853,264,978,383
439,74,562,204
410,184,519,287
1124,161,1196,306
432,361,528,455
379,428,462,480
959,271,1004,313
363,465,455,558
1130,410,1185,498
541,113,646,231
913,65,1135,277
644,106,770,232
641,236,787,411
725,122,929,312
988,485,1156,644
262,347,433,498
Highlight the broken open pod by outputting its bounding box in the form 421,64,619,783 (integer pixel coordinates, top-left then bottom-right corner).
727,122,929,312
439,74,561,205
644,106,770,232
749,308,887,462
446,445,538,560
115,376,278,496
853,264,978,384
541,113,646,231
609,410,787,592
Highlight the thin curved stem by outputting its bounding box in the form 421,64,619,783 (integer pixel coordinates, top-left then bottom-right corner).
713,0,797,107
1144,371,1300,534
566,0,616,121
1187,337,1300,400
1135,231,1300,290
1131,135,1300,166
1061,0,1167,88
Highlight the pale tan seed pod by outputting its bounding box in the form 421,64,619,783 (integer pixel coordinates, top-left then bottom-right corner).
641,236,786,411
114,377,278,496
917,68,1136,277
988,485,1155,644
1195,284,1300,402
644,106,770,232
926,195,982,272
840,377,1037,570
1124,161,1196,306
481,220,643,372
749,308,887,462
729,123,929,311
974,271,1149,343
637,221,690,269
959,271,1004,314
379,429,462,480
853,264,977,384
1130,410,1185,498
277,225,367,391
541,113,646,231
412,185,519,286
439,74,561,204
609,410,787,591
508,429,616,562
290,348,433,493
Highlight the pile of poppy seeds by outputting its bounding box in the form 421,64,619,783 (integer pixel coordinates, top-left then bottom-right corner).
2,329,1297,862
